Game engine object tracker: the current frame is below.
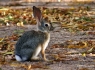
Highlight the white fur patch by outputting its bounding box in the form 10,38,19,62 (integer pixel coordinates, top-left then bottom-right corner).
15,55,22,61
32,45,41,59
43,33,50,50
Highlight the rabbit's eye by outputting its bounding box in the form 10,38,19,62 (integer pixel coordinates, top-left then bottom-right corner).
45,24,48,27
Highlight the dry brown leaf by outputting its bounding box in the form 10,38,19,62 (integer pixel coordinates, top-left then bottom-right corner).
68,41,88,49
79,68,89,70
51,44,61,48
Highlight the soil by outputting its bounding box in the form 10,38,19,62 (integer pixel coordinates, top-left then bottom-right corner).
0,24,95,70
0,2,95,70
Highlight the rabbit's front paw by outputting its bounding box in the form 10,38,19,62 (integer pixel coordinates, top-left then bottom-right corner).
44,58,53,62
44,58,49,61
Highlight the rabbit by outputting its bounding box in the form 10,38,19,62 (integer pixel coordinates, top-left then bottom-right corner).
15,6,53,62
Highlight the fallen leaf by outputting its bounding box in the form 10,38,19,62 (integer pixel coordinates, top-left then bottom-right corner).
79,68,89,70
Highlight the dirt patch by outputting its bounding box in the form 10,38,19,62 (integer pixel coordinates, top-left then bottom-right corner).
0,24,95,70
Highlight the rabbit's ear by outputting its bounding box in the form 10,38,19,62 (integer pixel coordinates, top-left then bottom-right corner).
33,6,42,22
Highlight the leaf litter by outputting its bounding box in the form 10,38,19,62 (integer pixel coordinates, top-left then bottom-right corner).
0,6,95,70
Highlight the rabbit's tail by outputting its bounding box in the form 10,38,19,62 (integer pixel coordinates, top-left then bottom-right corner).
15,55,27,62
15,55,22,61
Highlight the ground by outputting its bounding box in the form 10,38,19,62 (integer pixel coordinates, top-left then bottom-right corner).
0,2,95,70
0,24,95,70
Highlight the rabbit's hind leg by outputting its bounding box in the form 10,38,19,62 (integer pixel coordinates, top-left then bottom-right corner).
31,46,41,60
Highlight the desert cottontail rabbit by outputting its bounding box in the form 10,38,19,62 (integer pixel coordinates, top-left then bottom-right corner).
15,6,53,62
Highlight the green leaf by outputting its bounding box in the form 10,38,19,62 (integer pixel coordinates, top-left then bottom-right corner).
0,68,2,70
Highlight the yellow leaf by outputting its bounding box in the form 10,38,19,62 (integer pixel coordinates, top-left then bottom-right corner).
28,64,32,70
0,8,9,11
87,47,93,53
17,22,24,26
0,38,4,42
82,53,86,57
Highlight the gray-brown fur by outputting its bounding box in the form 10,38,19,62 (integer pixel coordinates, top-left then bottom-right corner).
15,6,53,62
15,30,49,61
